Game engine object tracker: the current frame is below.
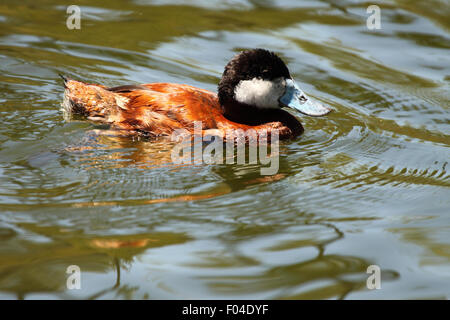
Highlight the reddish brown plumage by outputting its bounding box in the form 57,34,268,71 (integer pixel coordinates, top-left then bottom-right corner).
62,79,303,141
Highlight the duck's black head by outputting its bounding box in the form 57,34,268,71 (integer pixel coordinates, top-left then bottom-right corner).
218,48,331,117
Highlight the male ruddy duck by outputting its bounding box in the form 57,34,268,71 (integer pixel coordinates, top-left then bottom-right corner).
61,49,331,141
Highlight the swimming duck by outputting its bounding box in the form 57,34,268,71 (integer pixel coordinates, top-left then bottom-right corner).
61,48,331,140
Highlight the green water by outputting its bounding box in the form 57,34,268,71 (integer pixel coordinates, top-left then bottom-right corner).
0,0,449,299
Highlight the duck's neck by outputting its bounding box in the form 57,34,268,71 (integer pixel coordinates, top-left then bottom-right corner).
221,101,304,136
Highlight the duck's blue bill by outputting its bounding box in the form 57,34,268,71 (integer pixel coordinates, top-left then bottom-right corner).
279,79,331,116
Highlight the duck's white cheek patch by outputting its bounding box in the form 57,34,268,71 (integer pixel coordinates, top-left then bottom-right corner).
234,77,286,109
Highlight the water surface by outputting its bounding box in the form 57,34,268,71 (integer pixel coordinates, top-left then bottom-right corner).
0,0,449,299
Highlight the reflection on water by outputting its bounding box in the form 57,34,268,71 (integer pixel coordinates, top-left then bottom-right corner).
0,0,449,299
0,223,190,299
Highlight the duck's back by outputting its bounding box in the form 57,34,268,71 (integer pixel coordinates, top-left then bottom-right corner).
62,78,223,137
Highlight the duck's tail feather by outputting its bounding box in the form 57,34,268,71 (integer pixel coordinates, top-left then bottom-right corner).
61,76,128,123
59,73,70,88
